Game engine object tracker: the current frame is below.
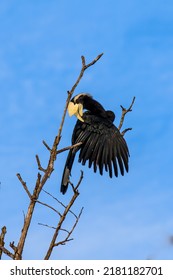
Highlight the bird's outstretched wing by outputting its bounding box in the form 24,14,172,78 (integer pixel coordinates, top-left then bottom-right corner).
72,112,130,178
61,94,131,194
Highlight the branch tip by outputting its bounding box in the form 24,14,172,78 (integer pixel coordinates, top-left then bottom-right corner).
118,96,136,131
81,55,86,66
42,140,51,151
16,173,32,199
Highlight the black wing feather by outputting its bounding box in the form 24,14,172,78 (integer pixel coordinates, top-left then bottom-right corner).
61,109,130,194
77,114,129,177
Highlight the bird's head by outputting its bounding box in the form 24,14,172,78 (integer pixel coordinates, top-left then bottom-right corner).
68,93,92,122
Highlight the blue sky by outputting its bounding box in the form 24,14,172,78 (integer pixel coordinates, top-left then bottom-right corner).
0,0,173,260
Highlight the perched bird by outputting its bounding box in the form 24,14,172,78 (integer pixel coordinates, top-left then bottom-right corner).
61,93,129,194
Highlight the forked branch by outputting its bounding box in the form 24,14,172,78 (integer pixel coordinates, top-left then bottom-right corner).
0,53,103,260
118,96,136,134
44,172,84,260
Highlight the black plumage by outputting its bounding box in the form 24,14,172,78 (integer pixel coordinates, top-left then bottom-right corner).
61,93,130,194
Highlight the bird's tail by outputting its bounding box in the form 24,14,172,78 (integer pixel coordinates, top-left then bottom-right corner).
60,150,76,194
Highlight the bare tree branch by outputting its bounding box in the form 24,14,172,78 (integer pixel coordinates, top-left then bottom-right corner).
0,53,136,261
54,207,84,247
16,173,32,199
121,127,132,136
82,53,104,69
0,246,14,259
38,223,56,230
56,142,82,155
42,189,66,208
44,172,84,260
0,226,15,259
118,96,136,133
0,226,7,259
69,170,84,194
43,189,78,219
70,53,103,96
10,241,17,253
4,53,103,260
36,200,62,217
36,155,46,172
42,140,51,151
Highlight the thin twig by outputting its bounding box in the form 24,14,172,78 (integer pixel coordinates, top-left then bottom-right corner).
121,127,132,136
16,173,32,199
33,173,42,197
69,170,84,194
69,53,103,96
55,238,73,246
0,230,15,260
43,189,66,209
36,155,46,172
0,226,7,259
36,200,62,217
38,223,56,230
10,241,17,253
54,207,84,247
0,246,14,259
60,228,71,234
42,189,78,219
56,142,82,155
42,140,51,151
44,173,84,260
118,96,136,131
84,53,104,69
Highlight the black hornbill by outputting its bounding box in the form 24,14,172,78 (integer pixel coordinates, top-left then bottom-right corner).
61,93,130,194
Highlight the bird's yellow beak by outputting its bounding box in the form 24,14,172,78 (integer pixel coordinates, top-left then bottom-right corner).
68,102,84,122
